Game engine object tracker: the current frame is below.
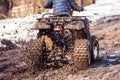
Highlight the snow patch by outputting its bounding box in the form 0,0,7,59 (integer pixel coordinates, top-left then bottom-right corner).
0,17,39,42
73,0,120,23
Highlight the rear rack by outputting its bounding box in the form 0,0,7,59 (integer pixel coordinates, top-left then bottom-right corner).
37,12,87,23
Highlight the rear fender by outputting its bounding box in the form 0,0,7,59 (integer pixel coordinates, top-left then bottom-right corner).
31,18,50,30
64,21,84,30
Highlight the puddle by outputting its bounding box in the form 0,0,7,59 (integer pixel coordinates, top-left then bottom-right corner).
104,55,120,62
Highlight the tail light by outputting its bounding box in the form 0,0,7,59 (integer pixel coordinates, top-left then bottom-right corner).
54,26,62,31
41,18,47,22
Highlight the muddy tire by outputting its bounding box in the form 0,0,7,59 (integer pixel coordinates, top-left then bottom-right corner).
25,37,44,71
71,39,89,72
25,35,53,71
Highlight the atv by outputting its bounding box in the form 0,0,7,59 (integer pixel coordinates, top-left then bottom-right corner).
25,12,99,71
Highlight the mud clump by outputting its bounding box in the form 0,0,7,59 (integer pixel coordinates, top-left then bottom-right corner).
0,39,18,51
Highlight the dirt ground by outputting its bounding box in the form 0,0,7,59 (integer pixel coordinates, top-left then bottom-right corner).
0,15,120,80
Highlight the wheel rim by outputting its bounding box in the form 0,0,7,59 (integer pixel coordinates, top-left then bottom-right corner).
93,47,98,60
93,41,99,60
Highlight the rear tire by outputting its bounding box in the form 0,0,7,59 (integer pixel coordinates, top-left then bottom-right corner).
25,35,53,71
71,39,90,72
25,37,44,71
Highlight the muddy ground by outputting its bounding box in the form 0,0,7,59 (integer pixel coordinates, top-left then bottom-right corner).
0,15,120,80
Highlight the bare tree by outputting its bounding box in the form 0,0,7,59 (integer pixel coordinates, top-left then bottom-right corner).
0,0,13,18
8,0,13,17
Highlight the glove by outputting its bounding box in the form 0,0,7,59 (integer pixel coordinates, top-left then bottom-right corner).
80,7,84,11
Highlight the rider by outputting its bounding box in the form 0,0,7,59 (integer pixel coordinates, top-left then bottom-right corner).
44,0,84,16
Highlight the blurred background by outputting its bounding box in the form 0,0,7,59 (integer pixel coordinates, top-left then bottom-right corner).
0,0,95,19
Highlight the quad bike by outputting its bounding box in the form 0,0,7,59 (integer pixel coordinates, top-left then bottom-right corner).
26,12,99,71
